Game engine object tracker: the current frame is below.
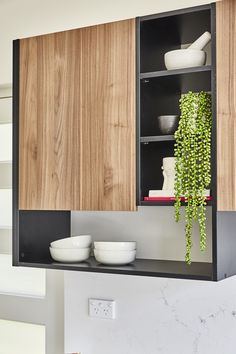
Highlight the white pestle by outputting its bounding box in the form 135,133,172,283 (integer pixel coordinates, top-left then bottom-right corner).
188,31,211,50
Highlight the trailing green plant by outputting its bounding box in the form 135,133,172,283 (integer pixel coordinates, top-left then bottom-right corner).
174,91,212,264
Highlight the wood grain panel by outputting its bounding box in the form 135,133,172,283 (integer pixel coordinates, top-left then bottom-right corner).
19,30,81,210
19,19,136,211
79,20,136,211
216,0,236,211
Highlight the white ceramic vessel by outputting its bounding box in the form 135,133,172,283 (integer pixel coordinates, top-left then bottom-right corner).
94,241,136,251
188,31,211,50
50,235,92,249
164,49,206,70
94,249,136,265
162,157,175,191
49,247,90,262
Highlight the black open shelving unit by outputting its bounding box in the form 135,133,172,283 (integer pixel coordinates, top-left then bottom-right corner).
18,258,212,281
13,3,236,281
136,4,217,280
137,4,214,208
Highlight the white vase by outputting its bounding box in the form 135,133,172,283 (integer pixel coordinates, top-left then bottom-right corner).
162,157,175,191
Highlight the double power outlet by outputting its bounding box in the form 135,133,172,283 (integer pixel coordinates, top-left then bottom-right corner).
89,299,116,319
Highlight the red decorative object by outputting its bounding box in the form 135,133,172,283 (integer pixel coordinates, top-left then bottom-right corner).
144,196,212,201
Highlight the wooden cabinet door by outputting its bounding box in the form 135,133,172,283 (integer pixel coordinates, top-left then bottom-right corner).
19,19,136,211
216,0,236,211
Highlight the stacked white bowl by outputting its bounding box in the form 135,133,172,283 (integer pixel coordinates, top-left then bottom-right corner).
94,241,136,265
49,235,92,263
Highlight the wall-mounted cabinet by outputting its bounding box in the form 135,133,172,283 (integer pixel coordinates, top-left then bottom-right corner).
13,1,236,281
18,20,136,212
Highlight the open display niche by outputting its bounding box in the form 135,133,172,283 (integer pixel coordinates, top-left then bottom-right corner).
137,4,214,206
139,68,212,205
140,6,211,73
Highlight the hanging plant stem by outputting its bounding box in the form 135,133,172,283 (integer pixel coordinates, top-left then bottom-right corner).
174,91,212,264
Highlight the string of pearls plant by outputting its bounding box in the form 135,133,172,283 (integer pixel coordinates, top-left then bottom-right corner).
174,91,212,264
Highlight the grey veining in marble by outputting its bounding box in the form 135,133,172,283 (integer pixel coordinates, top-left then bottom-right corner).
65,272,236,354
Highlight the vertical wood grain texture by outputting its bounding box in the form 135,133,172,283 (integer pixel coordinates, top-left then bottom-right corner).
216,0,236,211
19,19,136,211
79,20,136,211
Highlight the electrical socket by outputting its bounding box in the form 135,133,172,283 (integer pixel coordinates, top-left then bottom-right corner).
89,299,116,319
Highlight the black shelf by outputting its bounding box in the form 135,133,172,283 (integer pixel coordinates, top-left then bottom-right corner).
17,257,213,280
141,200,213,206
140,65,212,80
140,135,175,143
140,69,211,95
141,201,175,206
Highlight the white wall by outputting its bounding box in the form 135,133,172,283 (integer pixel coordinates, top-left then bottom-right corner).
0,270,64,354
0,319,45,354
0,0,217,86
72,207,213,262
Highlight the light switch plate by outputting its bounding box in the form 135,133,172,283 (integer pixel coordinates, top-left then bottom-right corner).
89,299,116,319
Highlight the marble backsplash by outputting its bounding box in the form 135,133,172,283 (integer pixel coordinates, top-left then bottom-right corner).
65,271,236,354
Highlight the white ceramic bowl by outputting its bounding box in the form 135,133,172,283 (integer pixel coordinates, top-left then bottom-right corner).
50,235,92,249
164,49,206,70
49,247,90,263
94,241,136,251
94,249,136,265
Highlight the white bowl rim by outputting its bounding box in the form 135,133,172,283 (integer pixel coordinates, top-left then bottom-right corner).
49,246,91,251
51,234,92,242
50,235,92,248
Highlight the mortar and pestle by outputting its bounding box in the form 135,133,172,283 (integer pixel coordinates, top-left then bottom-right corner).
164,31,211,70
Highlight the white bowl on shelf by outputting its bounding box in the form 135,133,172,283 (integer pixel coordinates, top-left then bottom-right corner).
164,49,206,70
49,247,90,263
94,249,136,265
50,235,92,249
94,241,136,251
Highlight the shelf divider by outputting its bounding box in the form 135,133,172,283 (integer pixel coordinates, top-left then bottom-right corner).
140,135,175,143
141,200,213,206
140,65,212,80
